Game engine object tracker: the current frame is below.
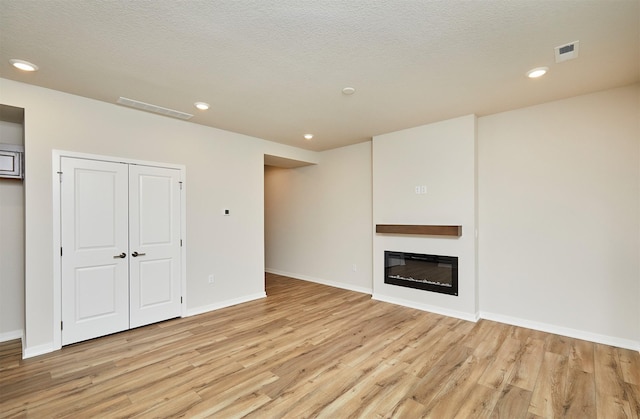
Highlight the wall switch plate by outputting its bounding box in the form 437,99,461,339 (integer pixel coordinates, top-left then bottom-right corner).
208,274,214,284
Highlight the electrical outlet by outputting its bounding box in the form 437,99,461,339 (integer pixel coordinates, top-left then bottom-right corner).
208,274,214,284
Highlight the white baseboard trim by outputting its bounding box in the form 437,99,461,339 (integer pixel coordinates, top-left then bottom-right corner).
265,268,373,295
372,293,479,323
480,311,640,352
0,329,23,343
186,292,267,317
23,342,57,359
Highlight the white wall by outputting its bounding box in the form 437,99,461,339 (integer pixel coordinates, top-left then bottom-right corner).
265,141,372,293
0,120,25,341
0,78,319,356
263,86,640,350
372,115,478,320
478,84,640,348
4,76,638,354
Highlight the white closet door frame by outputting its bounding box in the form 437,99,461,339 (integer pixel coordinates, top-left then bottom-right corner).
52,150,187,351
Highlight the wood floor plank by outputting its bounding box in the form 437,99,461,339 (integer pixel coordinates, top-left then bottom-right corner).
1,375,93,415
0,371,52,404
594,344,639,419
619,348,640,386
595,395,636,419
453,384,503,419
478,336,522,390
186,371,278,417
404,319,475,379
463,319,511,350
468,320,514,365
508,337,545,391
245,376,327,418
569,338,595,373
62,393,132,418
423,353,492,418
407,343,475,406
315,361,399,418
1,273,638,419
624,382,640,419
563,367,596,418
206,391,272,419
527,350,568,417
489,384,533,419
387,397,428,418
545,333,572,357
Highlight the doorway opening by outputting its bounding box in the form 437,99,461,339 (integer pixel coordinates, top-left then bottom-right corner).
0,104,25,344
263,154,316,295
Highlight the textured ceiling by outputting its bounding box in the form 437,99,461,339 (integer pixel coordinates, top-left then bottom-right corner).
1,0,638,151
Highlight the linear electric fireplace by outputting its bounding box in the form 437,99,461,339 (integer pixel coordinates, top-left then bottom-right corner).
384,251,458,296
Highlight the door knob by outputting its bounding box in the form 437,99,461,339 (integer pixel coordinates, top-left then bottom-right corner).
132,251,146,257
113,253,126,259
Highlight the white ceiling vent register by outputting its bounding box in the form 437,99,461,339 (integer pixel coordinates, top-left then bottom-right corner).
555,41,580,63
116,97,193,120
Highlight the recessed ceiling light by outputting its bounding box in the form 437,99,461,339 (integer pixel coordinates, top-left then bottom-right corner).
194,102,210,110
304,134,313,140
10,59,38,72
342,87,356,95
526,67,548,79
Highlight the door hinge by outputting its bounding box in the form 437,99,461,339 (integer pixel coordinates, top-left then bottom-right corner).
61,321,63,330
180,239,183,247
60,247,63,256
179,181,183,190
57,171,63,182
180,296,183,304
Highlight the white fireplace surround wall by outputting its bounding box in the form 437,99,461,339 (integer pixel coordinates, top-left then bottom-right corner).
372,114,478,321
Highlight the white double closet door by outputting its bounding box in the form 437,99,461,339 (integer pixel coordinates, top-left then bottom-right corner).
61,157,182,345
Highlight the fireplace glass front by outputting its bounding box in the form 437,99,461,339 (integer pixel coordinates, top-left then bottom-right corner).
384,251,458,296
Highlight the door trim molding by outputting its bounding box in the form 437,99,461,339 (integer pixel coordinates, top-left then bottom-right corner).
52,150,187,351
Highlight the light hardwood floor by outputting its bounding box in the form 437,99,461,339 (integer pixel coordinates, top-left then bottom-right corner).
1,273,639,418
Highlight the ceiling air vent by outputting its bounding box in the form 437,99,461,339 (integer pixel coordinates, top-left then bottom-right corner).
555,41,579,63
116,97,193,120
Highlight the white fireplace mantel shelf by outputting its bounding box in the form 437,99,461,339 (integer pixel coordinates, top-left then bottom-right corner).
375,224,462,237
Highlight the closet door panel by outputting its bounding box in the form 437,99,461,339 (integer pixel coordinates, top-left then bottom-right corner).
129,165,181,328
61,158,129,345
